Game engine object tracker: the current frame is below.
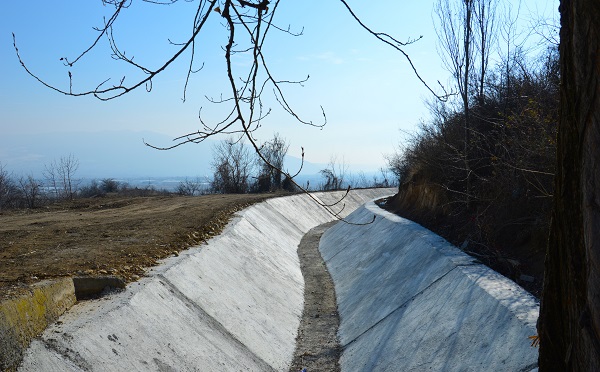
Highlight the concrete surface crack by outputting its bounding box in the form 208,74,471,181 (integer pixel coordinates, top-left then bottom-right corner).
342,266,458,349
156,275,275,372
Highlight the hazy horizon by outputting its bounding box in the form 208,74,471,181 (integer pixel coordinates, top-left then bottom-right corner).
0,130,389,187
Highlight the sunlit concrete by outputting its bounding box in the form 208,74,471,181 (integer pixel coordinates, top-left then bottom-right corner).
18,189,539,371
18,189,393,372
320,201,540,372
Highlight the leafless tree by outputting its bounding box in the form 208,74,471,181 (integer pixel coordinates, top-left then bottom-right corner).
43,154,80,200
177,177,205,196
529,0,559,49
0,163,17,210
319,156,348,191
496,0,525,119
211,138,254,194
351,171,370,189
435,0,476,205
385,148,410,185
101,178,120,193
377,167,395,188
435,0,497,105
473,0,498,105
17,175,42,209
434,0,498,206
256,133,289,191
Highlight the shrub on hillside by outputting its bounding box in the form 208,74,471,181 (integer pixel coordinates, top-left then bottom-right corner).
387,47,559,296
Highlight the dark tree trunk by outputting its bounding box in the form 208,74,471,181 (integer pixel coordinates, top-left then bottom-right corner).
538,0,600,370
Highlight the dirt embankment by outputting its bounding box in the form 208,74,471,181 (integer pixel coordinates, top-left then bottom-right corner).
0,193,279,301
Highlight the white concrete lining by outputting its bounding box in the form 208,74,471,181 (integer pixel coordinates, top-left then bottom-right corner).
320,200,540,372
18,189,393,372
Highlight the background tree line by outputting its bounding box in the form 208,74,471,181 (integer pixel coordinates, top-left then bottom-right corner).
0,155,174,210
210,133,297,194
210,133,395,194
0,132,394,210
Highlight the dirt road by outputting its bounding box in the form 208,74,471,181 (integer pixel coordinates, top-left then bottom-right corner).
0,193,277,300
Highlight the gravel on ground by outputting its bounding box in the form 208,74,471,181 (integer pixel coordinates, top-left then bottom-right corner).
290,221,341,372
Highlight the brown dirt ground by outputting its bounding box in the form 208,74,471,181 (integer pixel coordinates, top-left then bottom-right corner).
0,193,281,301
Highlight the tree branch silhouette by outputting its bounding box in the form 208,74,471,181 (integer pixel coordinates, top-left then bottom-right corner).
12,0,443,225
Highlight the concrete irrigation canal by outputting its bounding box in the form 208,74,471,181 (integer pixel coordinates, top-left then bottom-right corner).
12,189,539,371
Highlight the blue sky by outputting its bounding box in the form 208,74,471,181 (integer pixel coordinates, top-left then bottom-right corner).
1,0,558,177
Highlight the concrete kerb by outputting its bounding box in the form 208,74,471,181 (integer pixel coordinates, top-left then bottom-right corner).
0,275,142,371
17,188,395,371
320,200,540,371
0,278,76,372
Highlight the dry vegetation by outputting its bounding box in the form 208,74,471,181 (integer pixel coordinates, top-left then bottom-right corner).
387,46,559,298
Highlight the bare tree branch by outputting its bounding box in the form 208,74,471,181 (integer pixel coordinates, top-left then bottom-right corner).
14,0,441,224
